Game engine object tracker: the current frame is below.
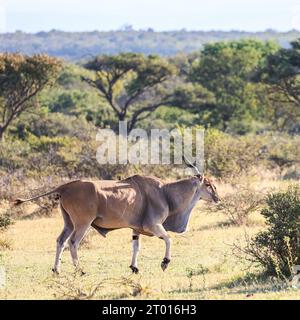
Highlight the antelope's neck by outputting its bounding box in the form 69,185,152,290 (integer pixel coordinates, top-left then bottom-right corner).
164,178,199,215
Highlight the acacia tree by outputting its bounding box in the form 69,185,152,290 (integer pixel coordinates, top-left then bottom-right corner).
83,53,213,132
0,53,62,139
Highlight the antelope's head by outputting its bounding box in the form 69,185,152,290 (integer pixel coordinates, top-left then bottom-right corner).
197,175,220,203
183,156,220,203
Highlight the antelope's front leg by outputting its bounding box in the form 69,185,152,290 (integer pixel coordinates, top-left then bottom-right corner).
129,231,140,274
159,232,171,271
144,223,171,271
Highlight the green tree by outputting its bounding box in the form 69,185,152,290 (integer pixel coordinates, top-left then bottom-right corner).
83,53,213,132
190,40,278,133
0,53,62,139
253,39,300,131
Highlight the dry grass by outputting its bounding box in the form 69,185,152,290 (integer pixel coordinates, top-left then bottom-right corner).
0,178,299,300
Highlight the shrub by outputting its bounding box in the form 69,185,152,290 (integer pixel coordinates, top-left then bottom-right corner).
30,195,59,218
204,129,265,178
240,185,300,277
0,212,13,230
0,137,31,172
11,185,60,218
203,130,300,179
213,187,264,225
267,133,300,171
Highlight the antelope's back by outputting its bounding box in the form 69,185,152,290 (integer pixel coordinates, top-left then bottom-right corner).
92,177,143,227
94,175,166,228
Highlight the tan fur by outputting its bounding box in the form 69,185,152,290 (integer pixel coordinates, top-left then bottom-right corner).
14,174,220,273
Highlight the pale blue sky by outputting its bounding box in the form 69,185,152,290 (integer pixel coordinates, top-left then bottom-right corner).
0,0,300,33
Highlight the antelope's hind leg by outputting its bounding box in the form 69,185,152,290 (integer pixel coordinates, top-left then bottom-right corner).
53,205,74,274
68,223,91,274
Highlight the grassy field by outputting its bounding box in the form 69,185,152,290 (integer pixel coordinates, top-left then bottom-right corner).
0,180,300,300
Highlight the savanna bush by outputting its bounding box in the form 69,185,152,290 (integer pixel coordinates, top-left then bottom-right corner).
15,112,95,139
213,187,264,225
242,185,300,277
204,129,265,178
1,125,299,195
204,129,299,179
0,136,31,171
0,212,13,230
266,133,300,170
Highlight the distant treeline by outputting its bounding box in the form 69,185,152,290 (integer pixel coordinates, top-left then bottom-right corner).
1,29,300,61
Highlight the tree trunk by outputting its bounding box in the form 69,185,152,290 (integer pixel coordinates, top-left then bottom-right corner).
0,126,3,140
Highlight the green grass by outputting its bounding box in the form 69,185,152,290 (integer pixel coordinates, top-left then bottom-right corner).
0,201,299,300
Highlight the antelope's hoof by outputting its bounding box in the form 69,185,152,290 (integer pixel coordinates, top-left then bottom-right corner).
75,267,86,276
52,268,60,275
161,258,171,271
130,265,139,274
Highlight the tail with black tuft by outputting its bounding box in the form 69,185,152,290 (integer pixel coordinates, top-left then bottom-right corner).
13,198,26,206
10,181,80,207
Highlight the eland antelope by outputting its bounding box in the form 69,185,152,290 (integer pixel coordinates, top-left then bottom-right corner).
14,158,220,274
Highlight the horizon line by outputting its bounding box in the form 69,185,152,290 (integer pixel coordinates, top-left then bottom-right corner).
1,28,300,35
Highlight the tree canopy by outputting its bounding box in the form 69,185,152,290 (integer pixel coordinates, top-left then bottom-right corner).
189,40,279,133
253,39,300,130
83,53,213,132
1,38,300,141
0,53,62,139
